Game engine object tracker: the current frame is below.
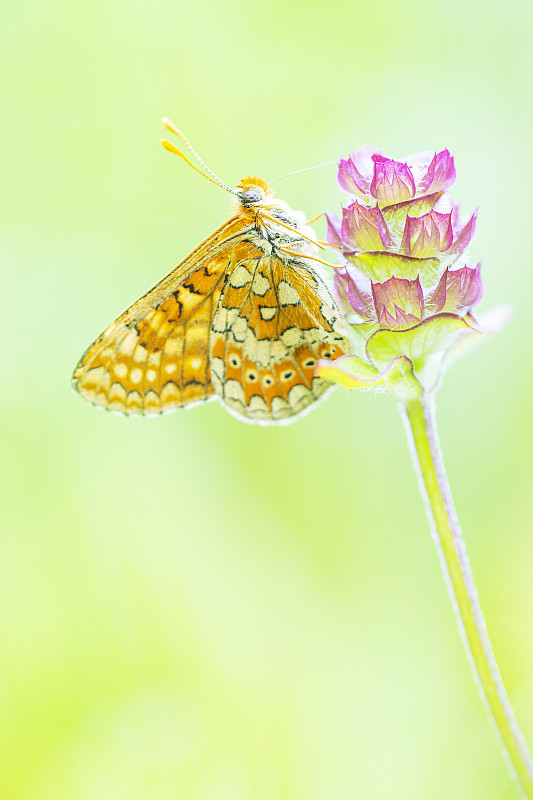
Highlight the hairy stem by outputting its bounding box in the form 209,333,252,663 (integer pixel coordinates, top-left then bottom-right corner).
401,395,533,798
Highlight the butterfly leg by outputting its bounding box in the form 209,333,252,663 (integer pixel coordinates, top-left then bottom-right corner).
306,211,324,225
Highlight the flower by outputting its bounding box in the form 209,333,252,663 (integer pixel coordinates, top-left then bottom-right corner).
319,147,490,401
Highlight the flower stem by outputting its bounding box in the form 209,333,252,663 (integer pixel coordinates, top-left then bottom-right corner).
401,395,533,798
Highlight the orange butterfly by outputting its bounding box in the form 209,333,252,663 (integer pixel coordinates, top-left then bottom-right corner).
72,119,351,425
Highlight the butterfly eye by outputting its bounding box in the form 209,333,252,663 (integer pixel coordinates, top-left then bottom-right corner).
241,188,264,206
229,354,241,368
262,375,274,387
321,351,332,359
246,371,258,382
303,358,316,368
281,370,295,381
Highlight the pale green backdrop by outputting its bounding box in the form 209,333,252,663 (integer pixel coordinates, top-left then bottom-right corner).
1,0,532,798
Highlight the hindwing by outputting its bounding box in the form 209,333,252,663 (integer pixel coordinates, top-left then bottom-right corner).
209,249,350,424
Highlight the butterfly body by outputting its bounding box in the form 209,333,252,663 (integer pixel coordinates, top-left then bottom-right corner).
73,175,351,425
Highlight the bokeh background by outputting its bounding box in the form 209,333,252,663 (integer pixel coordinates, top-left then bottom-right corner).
2,0,533,797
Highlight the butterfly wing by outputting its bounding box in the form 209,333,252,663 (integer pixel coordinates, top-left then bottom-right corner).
209,250,351,424
72,218,250,415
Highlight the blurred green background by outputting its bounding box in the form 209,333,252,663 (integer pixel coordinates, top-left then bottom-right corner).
2,0,532,797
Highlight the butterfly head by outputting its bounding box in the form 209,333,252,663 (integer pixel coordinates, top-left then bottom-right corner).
236,176,318,257
236,176,273,208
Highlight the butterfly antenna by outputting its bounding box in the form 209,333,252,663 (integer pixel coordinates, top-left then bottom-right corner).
160,117,237,195
270,161,337,185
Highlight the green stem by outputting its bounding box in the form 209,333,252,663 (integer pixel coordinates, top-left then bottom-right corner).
401,394,533,798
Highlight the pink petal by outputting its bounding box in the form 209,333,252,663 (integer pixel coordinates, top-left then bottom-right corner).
430,264,483,313
372,276,424,330
341,201,392,252
324,212,343,248
378,305,423,330
417,149,456,195
370,155,416,205
335,267,374,318
401,211,453,258
445,211,477,256
350,145,379,179
338,155,371,198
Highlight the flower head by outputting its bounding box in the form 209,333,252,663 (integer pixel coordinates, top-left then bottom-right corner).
320,147,489,400
338,147,456,205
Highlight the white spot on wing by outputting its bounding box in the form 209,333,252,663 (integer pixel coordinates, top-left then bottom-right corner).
118,330,138,356
84,366,105,387
109,382,127,401
231,316,248,342
278,281,300,306
256,339,274,367
229,265,252,288
210,357,225,380
248,395,269,413
251,272,270,296
271,340,289,360
161,382,180,403
133,345,148,363
212,307,238,334
224,379,245,404
271,396,290,415
260,306,277,321
280,328,301,346
113,363,127,378
288,384,309,406
144,390,160,408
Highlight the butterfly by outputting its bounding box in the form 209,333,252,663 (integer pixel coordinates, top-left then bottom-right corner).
72,119,351,425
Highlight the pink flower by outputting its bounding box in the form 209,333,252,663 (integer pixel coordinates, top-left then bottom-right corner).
341,202,392,252
370,155,416,205
430,264,483,314
372,277,424,330
321,146,485,399
338,147,456,205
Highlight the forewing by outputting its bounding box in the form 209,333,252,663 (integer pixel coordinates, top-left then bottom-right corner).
72,218,248,415
209,252,351,424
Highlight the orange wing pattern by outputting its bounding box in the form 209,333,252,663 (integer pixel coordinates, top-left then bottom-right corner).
73,184,352,424
209,249,349,423
72,217,247,415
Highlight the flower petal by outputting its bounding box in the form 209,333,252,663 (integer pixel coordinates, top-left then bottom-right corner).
417,149,456,194
401,211,453,258
325,212,343,248
444,211,477,256
334,267,374,318
370,155,416,204
430,264,483,313
341,201,392,252
372,277,424,330
338,154,371,198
